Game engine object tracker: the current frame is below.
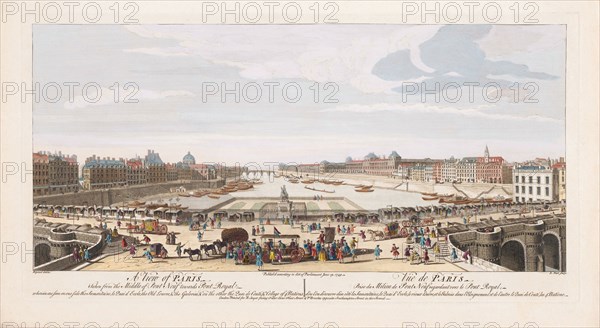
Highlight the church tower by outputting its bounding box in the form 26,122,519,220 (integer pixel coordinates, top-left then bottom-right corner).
484,145,490,162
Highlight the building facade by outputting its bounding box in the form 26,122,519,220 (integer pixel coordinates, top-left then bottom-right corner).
513,165,559,203
33,152,50,196
82,156,127,190
126,158,147,186
33,151,79,195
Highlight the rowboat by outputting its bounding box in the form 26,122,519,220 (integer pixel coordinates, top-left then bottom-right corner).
208,194,220,199
301,179,314,184
421,192,438,196
305,186,335,193
355,188,374,192
178,193,190,197
422,196,439,201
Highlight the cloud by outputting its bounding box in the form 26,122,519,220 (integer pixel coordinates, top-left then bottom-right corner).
372,25,561,93
124,47,193,57
320,102,561,123
64,88,194,109
123,25,441,94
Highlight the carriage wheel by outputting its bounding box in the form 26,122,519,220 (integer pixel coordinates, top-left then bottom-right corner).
290,250,302,263
262,252,271,263
297,248,305,257
159,225,168,234
400,227,409,238
401,220,411,227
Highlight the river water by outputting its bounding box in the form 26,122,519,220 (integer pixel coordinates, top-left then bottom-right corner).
145,172,432,211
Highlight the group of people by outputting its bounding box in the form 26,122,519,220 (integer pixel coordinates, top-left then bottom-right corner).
71,245,92,263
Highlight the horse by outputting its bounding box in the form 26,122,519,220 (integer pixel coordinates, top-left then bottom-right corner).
212,240,227,254
367,229,385,241
200,244,218,256
183,248,202,261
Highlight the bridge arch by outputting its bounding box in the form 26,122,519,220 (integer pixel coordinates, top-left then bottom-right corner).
500,239,527,272
542,232,561,271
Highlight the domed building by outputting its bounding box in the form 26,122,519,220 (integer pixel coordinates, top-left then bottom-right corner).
182,151,196,165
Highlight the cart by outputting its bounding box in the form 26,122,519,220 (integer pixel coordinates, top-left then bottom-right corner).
126,219,168,235
259,234,305,263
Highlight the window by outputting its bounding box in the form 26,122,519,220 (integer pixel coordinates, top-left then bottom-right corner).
537,176,541,184
528,176,532,183
546,176,550,184
528,186,533,194
521,176,525,183
546,187,549,196
521,186,525,193
515,186,519,193
515,175,519,182
537,187,541,195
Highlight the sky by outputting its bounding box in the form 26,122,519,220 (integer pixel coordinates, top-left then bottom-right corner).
33,25,565,165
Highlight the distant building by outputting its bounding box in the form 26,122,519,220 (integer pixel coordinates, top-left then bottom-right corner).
513,165,559,203
126,157,147,186
441,158,458,182
82,155,126,190
182,151,196,165
475,146,506,183
33,151,79,195
456,157,477,183
144,150,166,184
33,152,50,196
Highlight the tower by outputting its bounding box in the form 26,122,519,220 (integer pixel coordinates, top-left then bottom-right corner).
484,145,490,162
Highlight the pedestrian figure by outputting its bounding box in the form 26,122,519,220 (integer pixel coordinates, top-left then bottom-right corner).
143,248,153,263
447,247,457,262
337,247,344,263
256,251,264,271
374,245,381,260
129,244,137,256
84,247,91,261
197,231,203,241
391,244,400,260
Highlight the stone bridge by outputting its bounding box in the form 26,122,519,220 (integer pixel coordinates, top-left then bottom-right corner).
33,219,106,271
440,214,566,272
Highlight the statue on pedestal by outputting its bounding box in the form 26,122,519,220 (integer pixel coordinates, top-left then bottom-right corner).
280,185,289,202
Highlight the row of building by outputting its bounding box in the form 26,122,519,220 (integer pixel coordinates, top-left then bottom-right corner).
293,146,512,184
289,146,567,203
33,150,216,195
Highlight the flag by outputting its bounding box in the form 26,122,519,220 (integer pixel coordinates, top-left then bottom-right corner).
274,227,281,236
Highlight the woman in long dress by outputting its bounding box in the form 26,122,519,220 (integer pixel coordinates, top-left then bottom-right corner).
256,252,263,271
318,248,327,262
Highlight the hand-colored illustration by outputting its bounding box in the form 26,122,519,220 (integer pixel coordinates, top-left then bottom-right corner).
32,25,566,272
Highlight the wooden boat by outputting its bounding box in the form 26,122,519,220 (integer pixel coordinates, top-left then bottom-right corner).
178,193,190,197
128,200,146,207
305,186,335,193
331,181,344,185
146,203,168,209
288,179,299,184
355,188,374,192
421,192,438,196
422,196,439,201
301,179,314,184
237,184,253,190
208,194,220,199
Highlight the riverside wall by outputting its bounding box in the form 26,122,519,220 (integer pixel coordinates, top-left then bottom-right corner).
33,179,225,206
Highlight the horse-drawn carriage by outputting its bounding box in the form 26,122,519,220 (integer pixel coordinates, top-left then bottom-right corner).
259,234,305,263
149,243,168,258
126,219,168,235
